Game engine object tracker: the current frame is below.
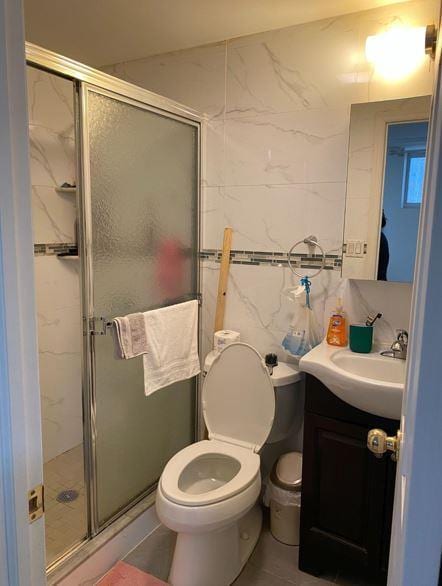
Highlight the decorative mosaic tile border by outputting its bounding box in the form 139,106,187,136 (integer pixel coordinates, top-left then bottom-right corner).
34,243,77,256
34,244,341,271
200,249,342,270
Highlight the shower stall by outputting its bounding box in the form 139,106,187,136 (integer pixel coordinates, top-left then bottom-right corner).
26,43,201,568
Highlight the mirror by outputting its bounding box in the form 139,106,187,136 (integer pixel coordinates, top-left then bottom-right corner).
342,96,431,282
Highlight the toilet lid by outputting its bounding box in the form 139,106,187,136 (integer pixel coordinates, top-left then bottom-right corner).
202,343,275,452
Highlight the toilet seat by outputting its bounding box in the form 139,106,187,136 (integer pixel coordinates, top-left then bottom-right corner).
203,343,275,452
160,439,260,506
160,343,275,507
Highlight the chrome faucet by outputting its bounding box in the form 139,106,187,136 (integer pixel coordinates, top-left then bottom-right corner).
381,330,408,360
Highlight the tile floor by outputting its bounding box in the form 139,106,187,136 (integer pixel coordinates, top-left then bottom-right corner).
122,512,366,586
232,528,335,586
44,443,87,566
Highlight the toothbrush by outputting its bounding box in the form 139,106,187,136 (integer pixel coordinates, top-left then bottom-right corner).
366,312,382,327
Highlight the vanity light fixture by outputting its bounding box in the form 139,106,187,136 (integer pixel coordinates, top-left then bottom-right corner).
365,24,438,81
425,24,438,58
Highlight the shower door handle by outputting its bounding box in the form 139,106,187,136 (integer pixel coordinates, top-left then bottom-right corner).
88,317,113,336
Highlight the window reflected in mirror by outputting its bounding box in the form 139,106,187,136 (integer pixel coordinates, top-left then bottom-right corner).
379,121,428,282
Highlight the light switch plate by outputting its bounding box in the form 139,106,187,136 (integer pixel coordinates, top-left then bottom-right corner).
345,240,366,258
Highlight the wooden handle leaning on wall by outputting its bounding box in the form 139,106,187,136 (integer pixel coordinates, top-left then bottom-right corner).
214,227,233,333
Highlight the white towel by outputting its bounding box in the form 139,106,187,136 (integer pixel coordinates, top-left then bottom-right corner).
142,300,200,396
113,312,147,359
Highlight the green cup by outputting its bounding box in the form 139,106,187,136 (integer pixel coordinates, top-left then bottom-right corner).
349,324,373,353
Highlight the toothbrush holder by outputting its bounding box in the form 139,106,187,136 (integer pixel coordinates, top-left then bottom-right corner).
349,324,373,353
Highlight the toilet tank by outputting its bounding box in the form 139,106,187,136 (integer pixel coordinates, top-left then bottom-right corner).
202,350,218,377
266,361,303,443
203,351,302,444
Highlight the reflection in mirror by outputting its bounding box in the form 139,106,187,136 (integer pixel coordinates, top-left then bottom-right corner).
379,121,428,282
342,96,431,282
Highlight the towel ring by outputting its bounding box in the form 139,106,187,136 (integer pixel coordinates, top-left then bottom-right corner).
287,235,326,279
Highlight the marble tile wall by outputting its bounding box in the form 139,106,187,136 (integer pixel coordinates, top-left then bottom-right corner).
103,0,437,359
27,66,83,463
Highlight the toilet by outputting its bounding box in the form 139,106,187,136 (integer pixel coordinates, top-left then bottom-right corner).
156,343,276,586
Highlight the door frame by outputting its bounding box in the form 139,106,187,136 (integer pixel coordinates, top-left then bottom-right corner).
0,0,46,584
2,7,441,586
387,22,442,586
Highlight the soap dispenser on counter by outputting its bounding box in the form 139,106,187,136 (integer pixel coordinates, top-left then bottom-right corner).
326,298,348,347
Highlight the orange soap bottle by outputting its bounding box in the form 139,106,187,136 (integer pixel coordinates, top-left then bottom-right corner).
326,298,348,347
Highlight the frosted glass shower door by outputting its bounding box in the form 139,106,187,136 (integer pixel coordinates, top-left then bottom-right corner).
81,86,199,527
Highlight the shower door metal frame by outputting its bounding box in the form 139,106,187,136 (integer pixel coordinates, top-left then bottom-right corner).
25,43,203,542
79,83,201,535
25,43,202,123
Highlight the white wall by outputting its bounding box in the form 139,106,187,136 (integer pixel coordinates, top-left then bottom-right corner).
103,0,438,359
27,66,83,463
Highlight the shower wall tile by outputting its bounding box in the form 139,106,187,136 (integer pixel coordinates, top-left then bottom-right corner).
346,280,413,343
202,260,342,359
104,0,437,362
27,66,75,138
34,256,83,462
31,185,77,243
103,42,227,120
201,262,218,359
39,351,83,461
202,119,225,187
224,108,350,186
225,12,368,119
223,263,295,350
29,125,76,188
326,282,413,347
201,186,224,250
27,66,82,463
201,260,288,359
202,183,346,253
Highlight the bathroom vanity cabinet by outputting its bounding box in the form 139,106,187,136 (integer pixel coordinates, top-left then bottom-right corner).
299,375,399,584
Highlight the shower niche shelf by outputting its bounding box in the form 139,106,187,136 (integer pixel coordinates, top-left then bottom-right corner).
55,186,76,195
57,249,79,260
55,183,78,259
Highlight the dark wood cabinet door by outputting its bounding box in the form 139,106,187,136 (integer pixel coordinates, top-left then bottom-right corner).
300,411,394,583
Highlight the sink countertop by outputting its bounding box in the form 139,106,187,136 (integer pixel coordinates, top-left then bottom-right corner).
299,341,405,420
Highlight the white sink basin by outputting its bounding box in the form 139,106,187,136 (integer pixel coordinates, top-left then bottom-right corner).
331,352,405,385
299,342,405,419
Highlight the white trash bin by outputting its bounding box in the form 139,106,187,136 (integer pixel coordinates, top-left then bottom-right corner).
267,451,302,545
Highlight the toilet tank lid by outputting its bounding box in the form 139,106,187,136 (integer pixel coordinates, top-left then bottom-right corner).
270,362,302,387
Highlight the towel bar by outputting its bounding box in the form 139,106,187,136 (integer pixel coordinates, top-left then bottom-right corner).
88,294,202,336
